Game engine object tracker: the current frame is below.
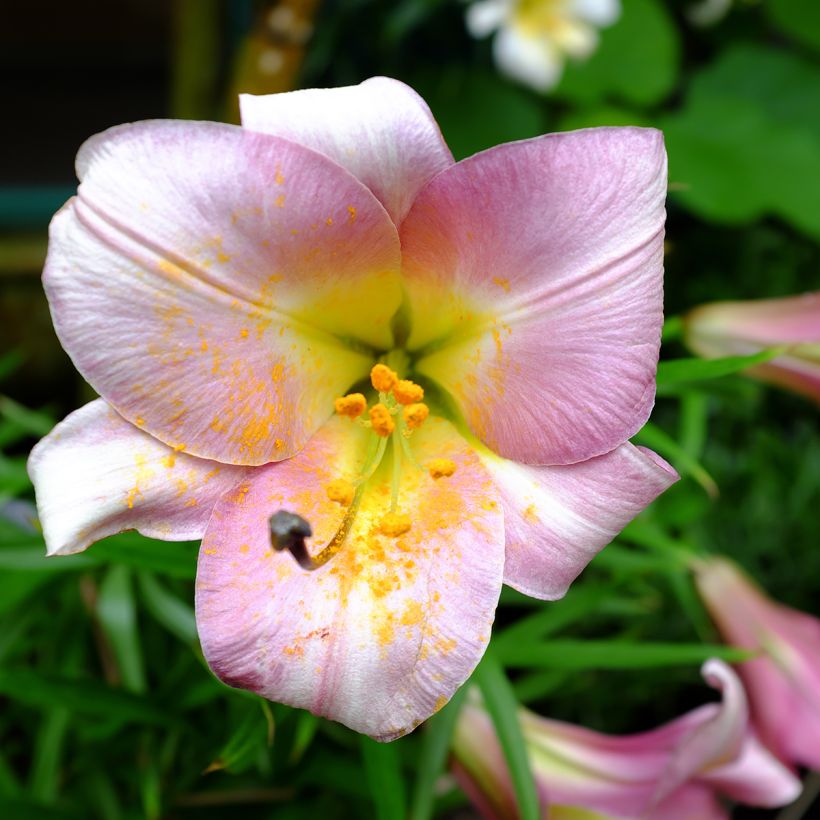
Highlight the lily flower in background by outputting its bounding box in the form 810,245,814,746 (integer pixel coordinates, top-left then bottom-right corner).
694,556,820,770
28,78,676,739
452,659,801,819
465,0,621,92
684,292,820,403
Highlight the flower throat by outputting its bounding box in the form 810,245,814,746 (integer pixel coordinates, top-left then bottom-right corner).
268,363,456,571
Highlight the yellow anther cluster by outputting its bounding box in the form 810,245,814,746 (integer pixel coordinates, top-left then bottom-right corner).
428,458,456,479
379,511,411,537
369,403,395,437
326,479,355,506
334,392,367,418
392,379,424,405
403,402,429,430
371,363,398,393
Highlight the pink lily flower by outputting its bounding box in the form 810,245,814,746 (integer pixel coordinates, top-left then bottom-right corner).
28,78,677,739
684,292,820,403
694,556,820,770
452,659,801,819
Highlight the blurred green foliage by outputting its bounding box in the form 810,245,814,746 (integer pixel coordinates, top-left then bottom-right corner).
1,0,820,817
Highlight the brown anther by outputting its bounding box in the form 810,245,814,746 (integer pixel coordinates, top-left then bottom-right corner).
370,363,398,393
392,379,424,405
379,511,411,537
402,402,429,430
326,479,355,506
334,392,367,418
428,458,456,479
369,403,395,437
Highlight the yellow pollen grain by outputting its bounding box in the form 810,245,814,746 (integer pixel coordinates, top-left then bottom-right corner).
347,205,357,222
428,458,456,479
403,402,429,430
135,416,145,427
334,392,367,418
369,403,395,437
370,363,398,393
326,479,355,506
392,379,424,405
379,511,411,537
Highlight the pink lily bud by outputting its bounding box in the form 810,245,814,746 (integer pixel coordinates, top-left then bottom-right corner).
694,556,820,770
684,292,820,403
451,660,800,819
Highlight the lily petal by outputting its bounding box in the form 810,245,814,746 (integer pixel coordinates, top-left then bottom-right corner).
196,416,505,740
45,120,401,465
480,443,677,600
240,77,454,225
27,399,247,556
402,127,667,465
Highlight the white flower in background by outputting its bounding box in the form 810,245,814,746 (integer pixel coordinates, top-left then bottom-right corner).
466,0,621,92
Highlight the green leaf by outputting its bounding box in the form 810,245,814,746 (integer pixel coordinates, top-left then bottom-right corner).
473,650,540,820
96,567,146,693
768,0,820,53
409,685,467,820
414,66,547,161
28,708,70,803
0,396,54,437
88,533,198,578
495,640,751,670
0,351,23,383
633,423,718,498
556,0,680,106
205,700,273,774
360,735,407,820
656,348,785,387
137,572,197,644
662,45,820,239
0,669,173,725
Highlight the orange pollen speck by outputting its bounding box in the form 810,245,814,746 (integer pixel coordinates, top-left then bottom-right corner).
371,363,398,393
334,392,367,418
326,479,355,506
428,458,456,479
392,379,424,405
369,403,395,437
379,511,411,537
403,403,429,430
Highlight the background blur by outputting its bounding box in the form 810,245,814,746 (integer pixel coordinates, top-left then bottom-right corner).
1,1,819,818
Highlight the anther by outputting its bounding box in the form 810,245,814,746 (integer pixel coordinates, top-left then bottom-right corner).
428,458,456,479
326,479,355,506
269,510,316,570
334,392,367,418
392,379,424,405
379,511,411,537
371,363,398,393
369,403,395,437
402,402,429,430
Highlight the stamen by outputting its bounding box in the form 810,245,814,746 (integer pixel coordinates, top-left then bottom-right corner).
428,458,456,479
369,403,395,437
402,402,429,430
371,363,398,393
334,392,366,418
392,379,424,405
326,479,355,506
379,511,411,537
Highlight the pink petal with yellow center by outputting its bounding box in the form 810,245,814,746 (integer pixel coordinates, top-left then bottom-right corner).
479,443,677,600
401,127,667,465
45,120,402,465
196,416,504,740
240,77,454,226
27,400,248,556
